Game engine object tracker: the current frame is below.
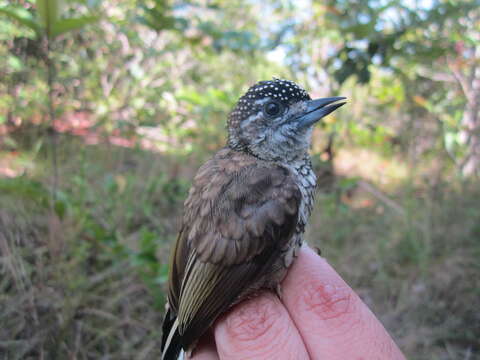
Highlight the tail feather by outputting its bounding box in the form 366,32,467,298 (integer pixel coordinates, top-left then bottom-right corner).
161,308,183,360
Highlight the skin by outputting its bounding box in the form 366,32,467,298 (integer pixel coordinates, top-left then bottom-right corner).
190,246,406,360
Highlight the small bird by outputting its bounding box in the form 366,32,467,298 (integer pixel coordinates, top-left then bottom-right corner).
161,79,346,359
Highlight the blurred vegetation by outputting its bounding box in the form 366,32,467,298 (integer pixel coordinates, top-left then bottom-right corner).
0,0,479,359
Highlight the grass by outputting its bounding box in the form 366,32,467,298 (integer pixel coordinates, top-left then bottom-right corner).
1,133,479,359
310,178,480,359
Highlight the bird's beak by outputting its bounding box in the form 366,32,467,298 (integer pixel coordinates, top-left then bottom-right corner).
296,97,346,129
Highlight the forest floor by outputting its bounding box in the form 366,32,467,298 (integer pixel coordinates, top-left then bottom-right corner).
0,131,479,360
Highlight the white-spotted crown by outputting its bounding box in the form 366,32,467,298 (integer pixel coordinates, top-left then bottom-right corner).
228,79,311,131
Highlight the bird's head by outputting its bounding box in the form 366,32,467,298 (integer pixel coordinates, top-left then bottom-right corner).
227,79,346,162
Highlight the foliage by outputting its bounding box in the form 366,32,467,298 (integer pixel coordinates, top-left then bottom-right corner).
325,0,480,175
1,0,479,359
0,0,100,39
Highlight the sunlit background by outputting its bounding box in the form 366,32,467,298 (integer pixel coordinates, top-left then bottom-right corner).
1,0,479,358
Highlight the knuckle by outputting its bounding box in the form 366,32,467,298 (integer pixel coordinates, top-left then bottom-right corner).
224,294,284,343
295,277,361,335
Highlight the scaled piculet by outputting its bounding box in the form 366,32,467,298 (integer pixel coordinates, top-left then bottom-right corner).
161,79,346,359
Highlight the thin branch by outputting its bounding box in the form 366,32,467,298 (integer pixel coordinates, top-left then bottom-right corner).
46,37,58,204
447,57,475,104
357,180,406,216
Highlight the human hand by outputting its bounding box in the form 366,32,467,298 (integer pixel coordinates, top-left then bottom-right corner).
191,245,406,359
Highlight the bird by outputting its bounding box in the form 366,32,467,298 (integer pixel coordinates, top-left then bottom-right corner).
161,78,346,359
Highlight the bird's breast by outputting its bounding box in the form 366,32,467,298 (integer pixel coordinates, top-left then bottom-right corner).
283,157,317,234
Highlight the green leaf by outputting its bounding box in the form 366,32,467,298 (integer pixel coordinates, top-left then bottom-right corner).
37,0,61,37
0,6,41,35
8,55,24,71
50,15,100,37
0,177,50,205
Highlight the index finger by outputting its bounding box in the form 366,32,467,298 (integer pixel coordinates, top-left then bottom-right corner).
281,245,406,360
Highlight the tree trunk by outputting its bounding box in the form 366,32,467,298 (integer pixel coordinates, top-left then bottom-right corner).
450,43,480,177
459,46,480,177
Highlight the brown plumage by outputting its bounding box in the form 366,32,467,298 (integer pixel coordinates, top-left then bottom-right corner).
161,79,346,359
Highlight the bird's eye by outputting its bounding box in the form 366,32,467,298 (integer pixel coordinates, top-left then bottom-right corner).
264,101,283,117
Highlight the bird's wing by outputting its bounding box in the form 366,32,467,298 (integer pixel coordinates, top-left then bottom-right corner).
167,149,301,350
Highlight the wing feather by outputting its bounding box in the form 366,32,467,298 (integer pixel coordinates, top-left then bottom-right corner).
166,148,301,351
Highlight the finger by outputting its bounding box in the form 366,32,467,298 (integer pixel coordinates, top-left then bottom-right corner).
190,330,219,360
213,291,309,360
282,245,406,360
